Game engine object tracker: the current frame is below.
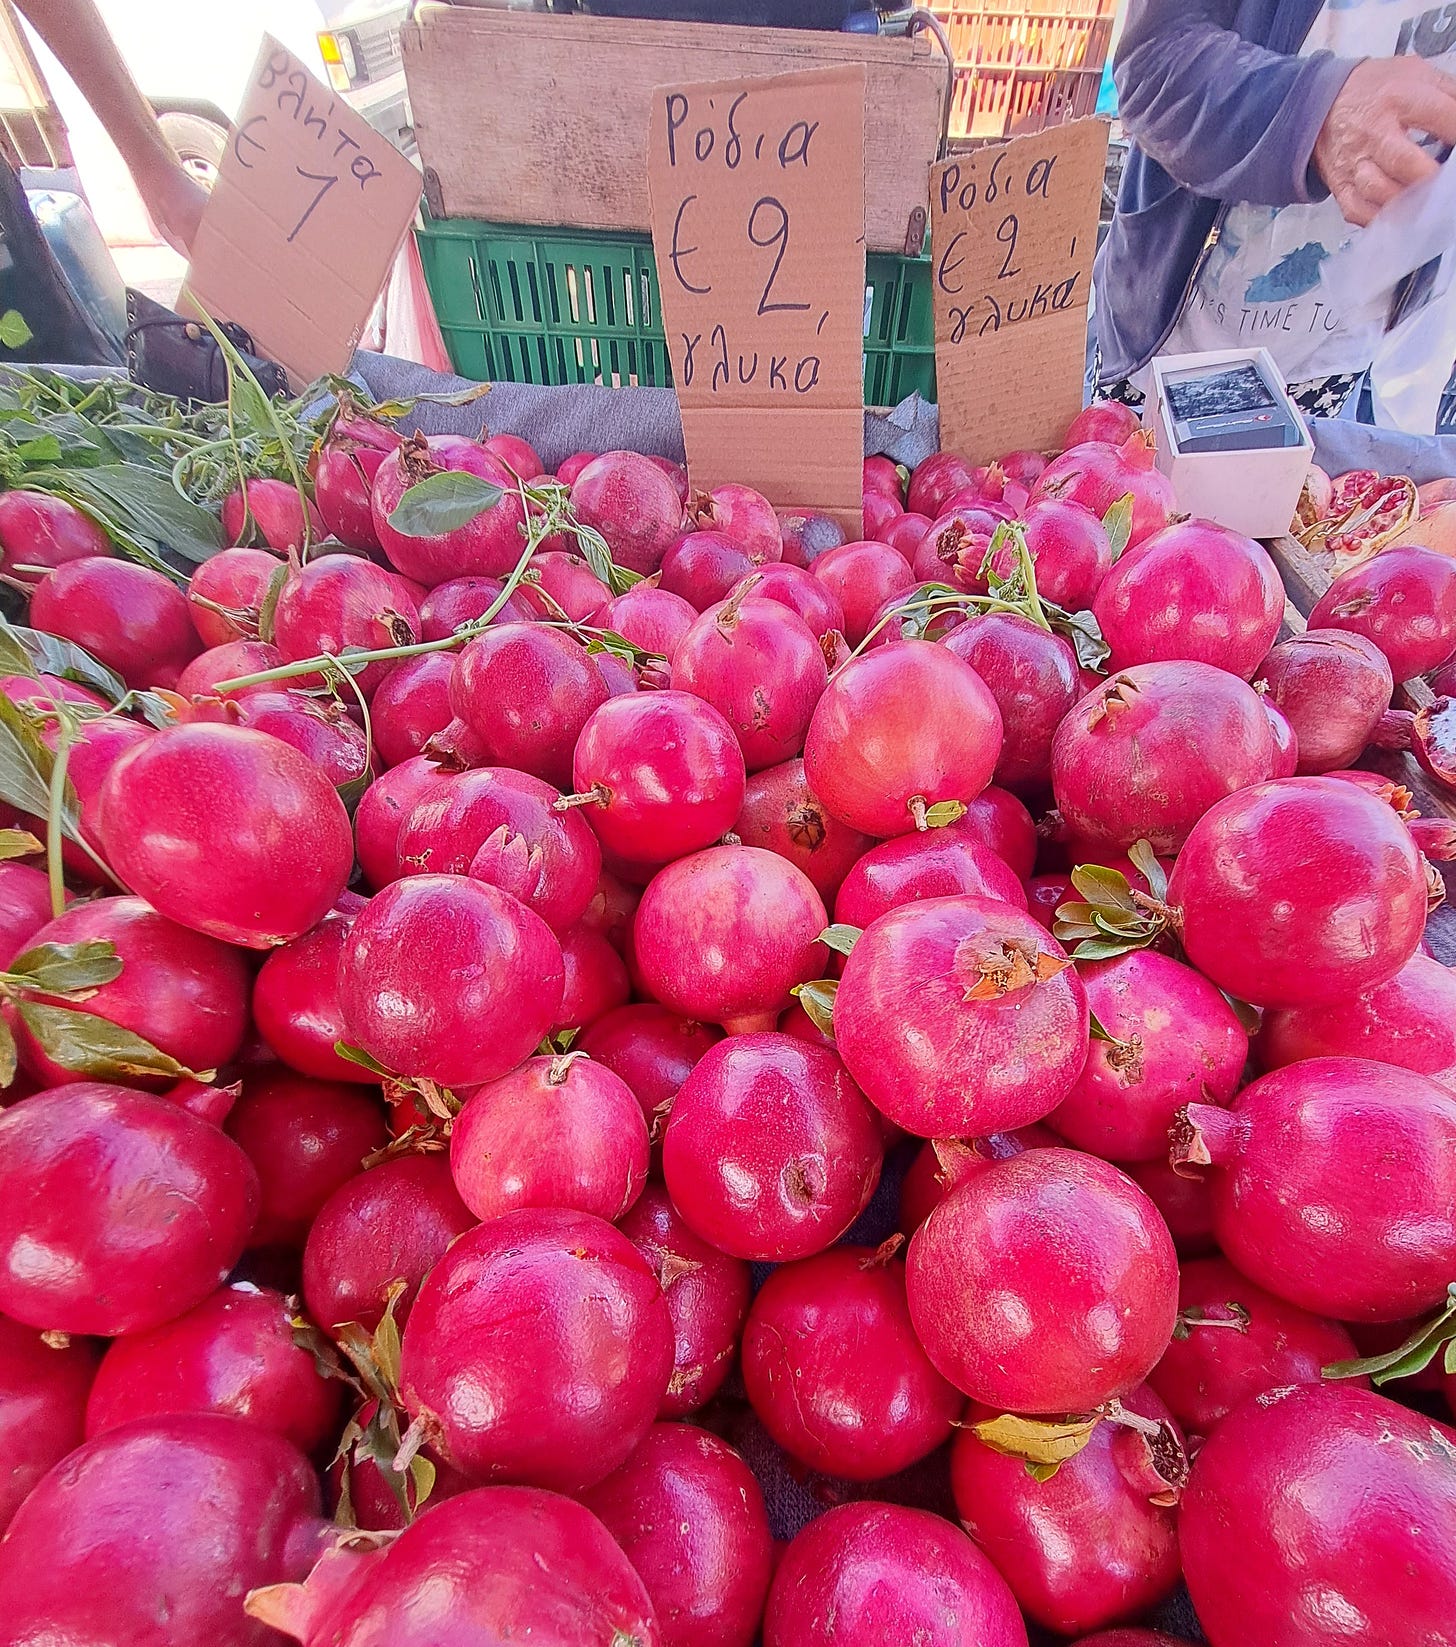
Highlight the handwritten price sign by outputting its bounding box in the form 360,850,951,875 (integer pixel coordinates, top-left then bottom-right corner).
183,36,421,386
930,118,1109,462
648,65,866,532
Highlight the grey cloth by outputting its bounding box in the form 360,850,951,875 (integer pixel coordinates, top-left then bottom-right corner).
1310,417,1456,485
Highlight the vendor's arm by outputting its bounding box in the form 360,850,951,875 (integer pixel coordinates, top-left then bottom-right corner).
14,0,206,253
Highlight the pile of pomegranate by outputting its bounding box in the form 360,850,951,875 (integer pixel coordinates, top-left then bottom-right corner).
0,393,1454,1647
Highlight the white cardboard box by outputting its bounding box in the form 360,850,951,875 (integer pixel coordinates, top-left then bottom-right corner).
1147,347,1313,540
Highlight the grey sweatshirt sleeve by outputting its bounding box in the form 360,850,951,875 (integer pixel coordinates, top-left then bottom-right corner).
1114,0,1359,206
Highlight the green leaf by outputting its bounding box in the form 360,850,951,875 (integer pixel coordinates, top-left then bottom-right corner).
257,561,289,645
0,692,65,822
24,465,224,568
14,435,62,464
817,924,862,957
406,1453,436,1510
923,800,968,829
14,1000,196,1080
386,471,502,538
1324,1284,1456,1386
0,620,128,705
0,1016,14,1086
790,978,838,1036
0,310,32,349
1103,493,1135,559
970,1411,1101,1473
1087,1009,1117,1043
1126,840,1168,902
1045,600,1110,671
7,939,122,994
0,827,41,860
1071,863,1136,912
1071,937,1140,961
333,1039,392,1078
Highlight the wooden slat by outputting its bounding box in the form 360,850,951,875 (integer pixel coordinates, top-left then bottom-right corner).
402,5,948,253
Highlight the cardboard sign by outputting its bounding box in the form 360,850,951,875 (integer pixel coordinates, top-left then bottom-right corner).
930,118,1109,462
182,36,421,387
647,65,866,533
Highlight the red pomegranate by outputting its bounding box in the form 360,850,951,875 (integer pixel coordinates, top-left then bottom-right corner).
1180,1383,1456,1647
399,1206,674,1491
1307,544,1456,681
618,1183,750,1418
0,489,111,578
1254,628,1394,772
811,541,916,646
222,478,323,552
252,908,373,1083
418,574,534,638
733,759,873,901
572,451,685,575
955,786,1037,879
742,1246,960,1480
907,1148,1178,1411
353,756,454,890
193,687,370,789
176,638,283,697
1064,402,1141,448
552,921,630,1032
1175,1057,1456,1321
1031,430,1175,549
30,555,201,689
662,1033,883,1262
371,433,526,583
0,1084,259,1335
271,553,421,698
764,1501,1027,1647
370,653,455,766
1127,1157,1217,1258
834,830,1026,926
314,418,404,553
581,1423,774,1647
0,1311,97,1532
603,582,699,661
1021,498,1115,610
187,546,284,646
897,1128,1057,1236
946,612,1081,790
835,895,1089,1137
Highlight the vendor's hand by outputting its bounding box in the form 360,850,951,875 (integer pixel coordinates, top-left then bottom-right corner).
1314,56,1456,227
136,160,208,258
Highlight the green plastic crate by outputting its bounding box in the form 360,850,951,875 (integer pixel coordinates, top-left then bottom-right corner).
416,215,936,406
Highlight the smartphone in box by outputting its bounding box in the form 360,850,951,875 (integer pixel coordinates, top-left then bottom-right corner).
1161,359,1306,453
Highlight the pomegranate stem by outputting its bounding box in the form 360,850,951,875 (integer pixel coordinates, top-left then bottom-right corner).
553,783,609,812
908,795,930,831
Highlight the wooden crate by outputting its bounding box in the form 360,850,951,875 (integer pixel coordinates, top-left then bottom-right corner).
401,5,949,254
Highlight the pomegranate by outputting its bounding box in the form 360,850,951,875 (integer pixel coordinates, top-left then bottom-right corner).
835,830,1026,927
250,1485,661,1647
1180,1382,1456,1647
999,448,1048,486
85,1281,339,1450
0,671,105,711
397,765,601,929
1020,498,1114,611
98,722,354,948
450,1051,648,1221
0,1311,96,1532
1128,1157,1217,1258
618,1183,750,1418
1093,519,1284,678
369,653,454,766
449,621,609,788
339,874,563,1086
672,592,827,771
0,1083,258,1334
315,427,403,554
1414,692,1456,792
907,1148,1178,1410
553,921,630,1030
399,1206,673,1490
481,430,543,478
810,541,916,646
223,477,323,551
907,451,980,519
731,562,845,642
1046,950,1247,1161
252,910,371,1083
1259,951,1456,1088
778,509,847,568
187,545,284,645
0,489,110,578
568,691,746,866
418,573,533,638
582,1423,773,1647
956,786,1037,879
1065,402,1141,447
1264,697,1299,774
764,1501,1027,1647
947,612,1081,790
577,1003,721,1132
303,1153,475,1335
1148,1256,1359,1435
571,451,684,575
1168,776,1427,1008
950,1384,1183,1637
1175,1057,1456,1321
353,756,453,890
30,555,201,689
603,582,699,661
688,483,780,564
176,638,283,697
733,759,873,901
633,846,827,1033
371,434,526,583
29,711,145,887
0,1414,323,1646
662,1032,881,1262
1032,430,1175,549
897,1128,1057,1236
518,549,609,623
804,640,1003,837
835,895,1089,1137
1069,1634,1183,1647
198,688,371,789
742,1246,960,1480
911,503,1012,588
660,531,758,611
863,455,904,501
1254,628,1394,772
12,895,251,1087
881,510,933,559
226,1070,386,1248
271,553,420,698
1307,544,1456,680
0,861,53,966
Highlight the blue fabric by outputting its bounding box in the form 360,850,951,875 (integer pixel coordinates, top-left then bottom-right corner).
1093,0,1357,381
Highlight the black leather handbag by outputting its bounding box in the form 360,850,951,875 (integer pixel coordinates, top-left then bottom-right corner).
124,289,288,404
